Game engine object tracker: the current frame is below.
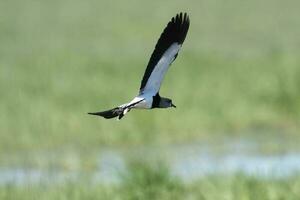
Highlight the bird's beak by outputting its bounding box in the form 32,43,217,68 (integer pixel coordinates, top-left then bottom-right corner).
171,103,176,108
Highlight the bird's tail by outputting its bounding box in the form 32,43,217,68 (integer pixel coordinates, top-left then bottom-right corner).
88,107,128,120
88,98,144,120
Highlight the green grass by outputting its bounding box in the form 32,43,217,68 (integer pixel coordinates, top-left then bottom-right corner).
1,161,300,200
2,178,300,200
1,1,300,198
1,0,300,152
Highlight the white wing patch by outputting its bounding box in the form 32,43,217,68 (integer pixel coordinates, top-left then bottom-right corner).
142,43,181,95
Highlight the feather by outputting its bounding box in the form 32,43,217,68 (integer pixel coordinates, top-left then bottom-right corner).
140,12,190,92
88,107,124,119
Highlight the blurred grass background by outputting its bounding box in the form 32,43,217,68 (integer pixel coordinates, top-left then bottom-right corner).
1,0,299,153
0,0,300,198
1,161,300,200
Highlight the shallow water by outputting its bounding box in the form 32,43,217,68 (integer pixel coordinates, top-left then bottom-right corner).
1,138,300,185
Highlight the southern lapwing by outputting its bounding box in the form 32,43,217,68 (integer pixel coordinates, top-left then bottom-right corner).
89,13,190,120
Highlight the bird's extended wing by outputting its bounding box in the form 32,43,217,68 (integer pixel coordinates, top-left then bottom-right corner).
139,13,190,95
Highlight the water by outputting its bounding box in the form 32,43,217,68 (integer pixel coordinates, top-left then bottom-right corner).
172,152,300,181
1,138,300,185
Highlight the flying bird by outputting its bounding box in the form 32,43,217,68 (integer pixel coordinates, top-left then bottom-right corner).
89,13,190,120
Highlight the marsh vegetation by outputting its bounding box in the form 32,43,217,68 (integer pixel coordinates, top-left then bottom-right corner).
1,0,300,199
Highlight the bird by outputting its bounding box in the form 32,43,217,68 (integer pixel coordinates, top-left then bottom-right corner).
88,13,190,120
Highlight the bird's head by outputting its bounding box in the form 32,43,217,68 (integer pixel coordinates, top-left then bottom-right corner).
159,97,176,108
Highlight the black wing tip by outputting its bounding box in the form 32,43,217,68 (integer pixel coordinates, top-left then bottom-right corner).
172,12,190,25
171,12,190,44
139,12,190,90
174,12,190,22
159,12,190,47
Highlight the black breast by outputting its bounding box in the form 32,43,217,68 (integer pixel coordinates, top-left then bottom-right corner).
151,93,161,108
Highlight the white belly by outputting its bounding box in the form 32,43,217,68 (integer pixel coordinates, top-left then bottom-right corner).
129,95,152,109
